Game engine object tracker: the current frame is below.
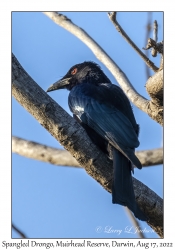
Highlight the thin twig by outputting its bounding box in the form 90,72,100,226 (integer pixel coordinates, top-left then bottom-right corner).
152,20,158,57
12,136,163,167
124,207,145,238
145,12,152,79
153,20,158,42
108,12,158,72
12,223,26,238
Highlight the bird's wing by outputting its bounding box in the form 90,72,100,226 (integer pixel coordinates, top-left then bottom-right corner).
84,99,139,148
80,98,141,169
69,83,141,168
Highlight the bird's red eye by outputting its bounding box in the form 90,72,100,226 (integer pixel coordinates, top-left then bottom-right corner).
71,68,77,75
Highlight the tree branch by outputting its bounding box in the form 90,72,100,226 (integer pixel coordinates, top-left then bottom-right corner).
144,12,152,79
151,20,158,57
12,53,163,237
143,39,163,56
124,207,145,238
108,12,159,72
12,136,80,168
12,223,26,238
43,12,163,126
12,136,163,167
145,69,163,125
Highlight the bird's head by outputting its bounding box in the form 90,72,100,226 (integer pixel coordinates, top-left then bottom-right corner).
46,61,111,92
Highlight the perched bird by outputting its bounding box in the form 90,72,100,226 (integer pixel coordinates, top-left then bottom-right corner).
47,61,147,221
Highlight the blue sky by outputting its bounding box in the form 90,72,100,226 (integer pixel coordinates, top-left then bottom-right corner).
12,12,163,239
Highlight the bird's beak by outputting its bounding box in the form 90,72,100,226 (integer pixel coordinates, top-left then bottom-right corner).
46,78,71,92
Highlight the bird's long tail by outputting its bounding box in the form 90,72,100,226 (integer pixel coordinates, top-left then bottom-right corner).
112,148,147,221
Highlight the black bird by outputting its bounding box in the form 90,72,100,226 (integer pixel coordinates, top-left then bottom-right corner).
47,61,147,221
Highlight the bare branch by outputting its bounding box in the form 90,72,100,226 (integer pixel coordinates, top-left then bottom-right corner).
124,207,145,238
143,39,163,55
152,20,158,57
143,19,163,64
145,12,152,79
136,148,163,167
145,69,163,125
146,70,163,106
153,20,158,42
108,12,158,72
12,136,80,168
12,53,163,237
12,136,163,167
43,12,163,126
12,223,26,238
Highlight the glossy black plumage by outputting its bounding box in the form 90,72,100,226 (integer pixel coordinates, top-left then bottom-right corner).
47,61,147,221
